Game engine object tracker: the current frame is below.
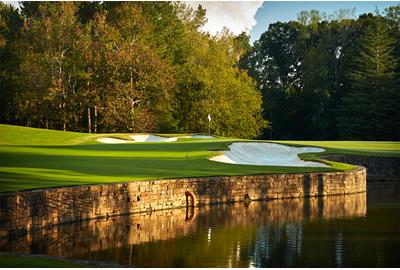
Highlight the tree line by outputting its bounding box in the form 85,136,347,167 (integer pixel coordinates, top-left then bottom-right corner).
0,1,265,138
241,5,400,140
1,2,399,140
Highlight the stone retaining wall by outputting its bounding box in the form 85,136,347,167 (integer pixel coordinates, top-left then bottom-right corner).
1,192,366,258
323,155,399,181
0,167,366,239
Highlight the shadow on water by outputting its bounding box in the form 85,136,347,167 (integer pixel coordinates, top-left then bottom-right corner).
1,183,399,267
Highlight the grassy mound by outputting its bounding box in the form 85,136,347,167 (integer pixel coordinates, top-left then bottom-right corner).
1,124,399,193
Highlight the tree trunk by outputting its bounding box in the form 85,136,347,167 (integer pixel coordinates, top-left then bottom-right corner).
63,103,66,131
94,105,97,133
88,107,91,133
94,106,97,133
130,67,134,132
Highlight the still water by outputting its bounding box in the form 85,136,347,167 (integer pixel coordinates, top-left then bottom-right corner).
1,183,399,267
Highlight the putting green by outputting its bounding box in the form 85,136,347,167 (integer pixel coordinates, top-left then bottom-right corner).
0,124,399,193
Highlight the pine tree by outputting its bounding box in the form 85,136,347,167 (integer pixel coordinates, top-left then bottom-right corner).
337,17,399,140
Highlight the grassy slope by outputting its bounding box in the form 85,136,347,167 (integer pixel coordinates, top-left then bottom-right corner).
1,124,399,193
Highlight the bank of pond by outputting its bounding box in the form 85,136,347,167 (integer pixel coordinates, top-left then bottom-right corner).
1,183,399,267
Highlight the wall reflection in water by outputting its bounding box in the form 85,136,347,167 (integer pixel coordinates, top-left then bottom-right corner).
0,190,396,267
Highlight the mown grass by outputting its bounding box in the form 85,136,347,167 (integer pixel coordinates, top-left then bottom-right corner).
0,253,89,267
0,124,399,193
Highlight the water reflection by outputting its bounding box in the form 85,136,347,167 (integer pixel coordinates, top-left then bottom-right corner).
1,186,399,267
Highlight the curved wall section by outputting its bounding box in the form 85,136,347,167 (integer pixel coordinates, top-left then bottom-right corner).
322,155,399,181
0,167,366,239
1,193,367,259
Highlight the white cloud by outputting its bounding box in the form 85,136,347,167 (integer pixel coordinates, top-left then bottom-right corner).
185,1,263,36
3,1,20,9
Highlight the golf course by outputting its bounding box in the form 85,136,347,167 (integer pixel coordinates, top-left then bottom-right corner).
1,124,399,193
1,1,399,267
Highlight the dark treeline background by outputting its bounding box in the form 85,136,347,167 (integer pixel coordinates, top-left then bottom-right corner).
0,2,399,140
241,6,400,140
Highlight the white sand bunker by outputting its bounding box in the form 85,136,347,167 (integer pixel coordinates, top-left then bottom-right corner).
130,134,215,142
130,134,178,142
96,137,134,144
210,142,328,167
189,135,214,139
97,134,215,144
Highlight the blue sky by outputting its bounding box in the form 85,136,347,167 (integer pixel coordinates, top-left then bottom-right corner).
250,1,399,42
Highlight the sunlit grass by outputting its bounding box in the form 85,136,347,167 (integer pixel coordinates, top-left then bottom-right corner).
0,124,399,193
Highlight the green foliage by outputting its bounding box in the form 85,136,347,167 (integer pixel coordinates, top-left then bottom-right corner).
337,16,399,140
384,4,400,29
4,3,399,140
241,21,302,139
241,6,399,140
174,31,266,138
0,1,265,139
0,2,22,124
298,9,324,26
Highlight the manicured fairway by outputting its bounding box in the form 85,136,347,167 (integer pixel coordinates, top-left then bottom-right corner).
0,124,399,193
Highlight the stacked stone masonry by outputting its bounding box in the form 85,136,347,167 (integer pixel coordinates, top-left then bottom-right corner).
322,155,399,181
0,167,366,239
1,192,366,257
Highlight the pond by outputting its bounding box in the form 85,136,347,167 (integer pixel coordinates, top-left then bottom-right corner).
1,183,399,267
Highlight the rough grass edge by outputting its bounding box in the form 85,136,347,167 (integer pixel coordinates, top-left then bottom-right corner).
0,251,123,268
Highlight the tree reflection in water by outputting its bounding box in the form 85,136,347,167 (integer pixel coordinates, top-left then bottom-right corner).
1,184,399,267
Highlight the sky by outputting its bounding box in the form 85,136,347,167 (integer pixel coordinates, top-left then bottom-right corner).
186,1,399,42
185,1,263,35
250,1,399,42
4,1,400,42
